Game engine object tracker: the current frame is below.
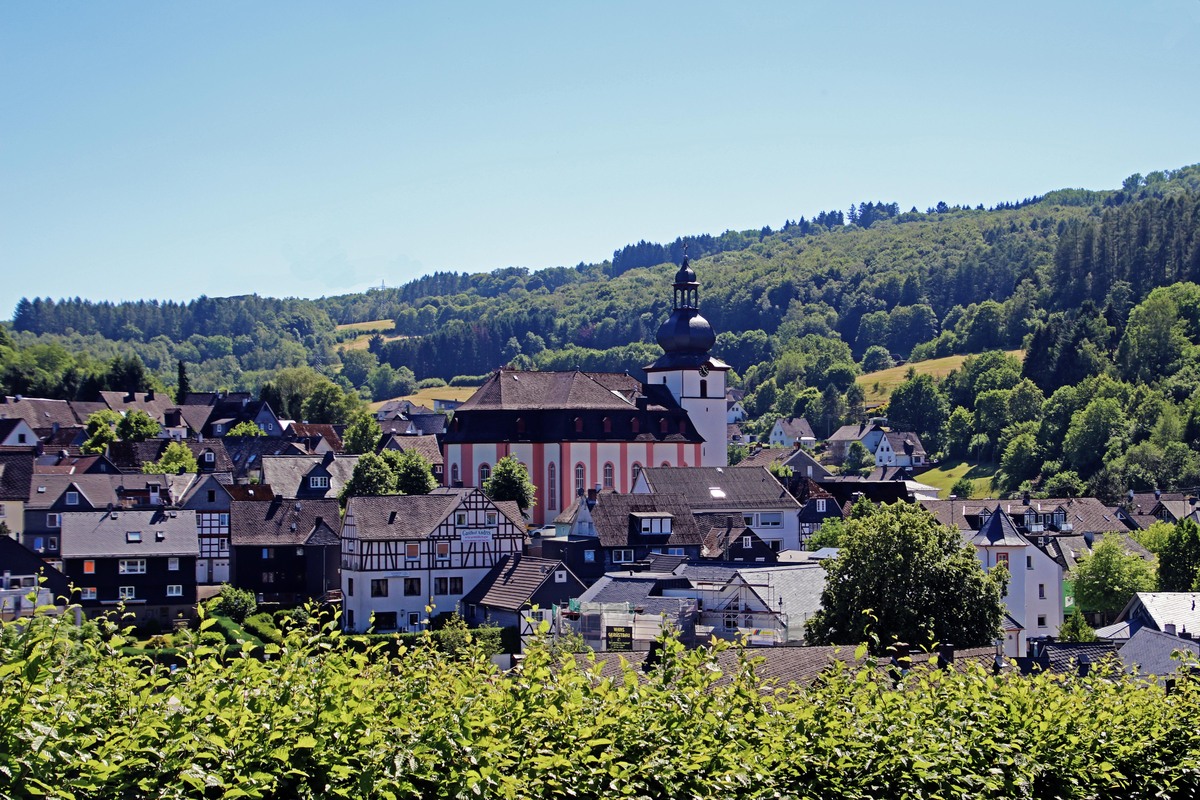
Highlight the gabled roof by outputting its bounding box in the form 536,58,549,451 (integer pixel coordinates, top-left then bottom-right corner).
971,507,1028,547
774,417,816,440
344,488,524,541
0,536,71,598
1116,592,1200,636
636,466,798,510
379,433,443,466
700,517,768,560
458,369,642,412
26,473,187,510
287,423,344,453
0,452,34,501
1043,532,1151,572
405,413,447,436
222,437,307,480
1118,628,1200,680
881,431,926,457
107,439,234,474
588,492,703,548
920,497,1131,535
827,422,883,443
60,508,199,558
461,554,583,611
230,497,340,546
0,395,79,429
260,454,359,499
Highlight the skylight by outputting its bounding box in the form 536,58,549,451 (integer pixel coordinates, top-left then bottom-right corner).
709,487,726,499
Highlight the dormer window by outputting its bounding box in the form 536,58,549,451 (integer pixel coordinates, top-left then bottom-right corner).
204,452,215,463
310,476,330,489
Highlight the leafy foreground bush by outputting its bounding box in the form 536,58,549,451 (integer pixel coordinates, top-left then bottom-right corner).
3,607,1200,799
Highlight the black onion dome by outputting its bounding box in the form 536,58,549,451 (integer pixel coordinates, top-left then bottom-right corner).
656,309,716,353
674,258,697,285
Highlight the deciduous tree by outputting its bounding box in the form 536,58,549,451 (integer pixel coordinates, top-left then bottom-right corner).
804,502,1006,652
483,455,536,512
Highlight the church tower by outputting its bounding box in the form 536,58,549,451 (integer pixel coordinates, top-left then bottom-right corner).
643,257,729,467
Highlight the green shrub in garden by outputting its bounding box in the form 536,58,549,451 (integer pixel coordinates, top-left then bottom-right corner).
3,603,1200,799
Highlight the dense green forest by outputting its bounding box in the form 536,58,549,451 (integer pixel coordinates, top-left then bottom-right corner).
5,165,1200,499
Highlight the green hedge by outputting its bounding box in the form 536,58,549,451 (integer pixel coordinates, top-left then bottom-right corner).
5,608,1200,799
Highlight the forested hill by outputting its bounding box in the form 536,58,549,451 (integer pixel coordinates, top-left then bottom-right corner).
5,165,1200,400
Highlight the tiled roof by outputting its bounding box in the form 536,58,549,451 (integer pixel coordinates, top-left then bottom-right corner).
60,508,199,558
97,391,181,425
345,488,524,541
459,370,642,412
637,466,798,511
734,448,791,469
379,433,443,466
225,484,276,502
0,453,34,501
920,497,1131,535
827,422,881,443
406,413,447,436
230,498,340,546
1045,532,1151,572
1037,642,1118,674
461,554,582,611
287,423,345,453
0,395,79,429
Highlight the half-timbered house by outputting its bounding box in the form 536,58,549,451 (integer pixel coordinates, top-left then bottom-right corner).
340,488,525,633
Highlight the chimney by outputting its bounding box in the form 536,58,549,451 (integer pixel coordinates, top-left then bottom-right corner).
937,643,955,668
643,640,664,672
146,390,155,401
1022,490,1031,506
1155,489,1162,500
322,450,335,465
1166,623,1178,636
124,391,135,403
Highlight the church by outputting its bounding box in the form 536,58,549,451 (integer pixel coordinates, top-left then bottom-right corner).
442,258,729,525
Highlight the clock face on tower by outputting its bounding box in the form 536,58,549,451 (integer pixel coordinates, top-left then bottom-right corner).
699,364,710,377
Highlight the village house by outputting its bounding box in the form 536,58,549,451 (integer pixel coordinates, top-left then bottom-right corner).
230,496,340,604
461,554,585,628
60,506,199,623
768,417,816,449
260,452,359,500
632,466,802,551
339,488,525,633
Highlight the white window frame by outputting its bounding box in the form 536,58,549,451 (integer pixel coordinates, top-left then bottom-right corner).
65,491,79,506
435,541,450,561
759,512,783,528
168,557,180,571
80,587,96,600
583,550,596,563
309,476,330,489
118,586,136,600
406,542,420,561
166,585,183,597
118,559,146,575
815,499,826,513
46,513,61,529
612,549,635,564
742,535,753,549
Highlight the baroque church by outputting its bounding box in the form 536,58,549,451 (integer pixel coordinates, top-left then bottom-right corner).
442,258,729,525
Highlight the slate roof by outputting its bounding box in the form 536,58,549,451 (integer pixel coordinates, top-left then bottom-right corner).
636,466,798,511
345,489,524,541
0,396,80,429
588,492,704,548
0,453,34,501
222,437,306,480
1043,532,1152,572
1037,642,1118,674
259,454,359,499
60,508,199,558
26,473,190,510
575,574,696,617
1116,592,1200,637
461,554,583,611
376,400,434,419
920,497,1131,535
406,413,447,436
230,498,340,547
775,417,816,441
226,484,276,502
971,507,1028,547
107,439,235,474
1117,628,1200,680
882,431,926,458
735,448,792,469
827,422,883,443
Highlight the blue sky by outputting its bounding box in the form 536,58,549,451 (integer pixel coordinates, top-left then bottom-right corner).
2,2,1198,320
